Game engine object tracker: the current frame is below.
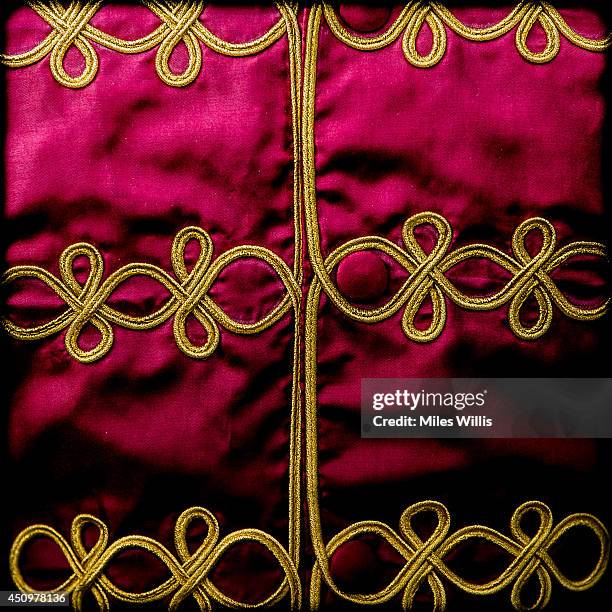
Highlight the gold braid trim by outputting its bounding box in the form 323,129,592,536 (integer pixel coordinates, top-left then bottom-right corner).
0,0,297,88
323,0,611,67
1,227,301,363
302,5,609,343
10,507,301,611
314,212,608,342
308,501,610,610
304,267,611,609
279,0,303,572
303,6,610,609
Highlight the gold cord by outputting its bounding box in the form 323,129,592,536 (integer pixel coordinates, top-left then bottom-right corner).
311,212,608,342
0,0,293,87
303,262,610,610
4,2,609,89
307,498,609,610
303,4,610,609
323,1,611,68
10,507,301,611
279,0,303,571
1,227,300,363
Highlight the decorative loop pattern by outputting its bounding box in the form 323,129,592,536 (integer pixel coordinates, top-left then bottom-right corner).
308,500,610,610
0,0,294,88
10,507,301,611
1,227,300,363
2,1,609,86
323,0,612,68
304,248,610,610
318,212,608,342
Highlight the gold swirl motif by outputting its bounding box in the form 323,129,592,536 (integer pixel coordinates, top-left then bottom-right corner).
1,227,300,363
303,232,610,609
10,507,301,611
302,5,609,343
316,212,609,342
301,15,610,602
308,500,610,610
323,0,611,67
3,1,610,87
0,0,296,88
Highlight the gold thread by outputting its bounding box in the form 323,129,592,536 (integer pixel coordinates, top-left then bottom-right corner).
321,213,608,342
6,217,605,354
307,498,610,610
304,259,610,610
4,2,609,86
278,0,303,571
303,5,610,609
0,0,293,88
4,1,305,596
323,1,611,68
9,507,302,611
302,4,609,343
1,227,300,363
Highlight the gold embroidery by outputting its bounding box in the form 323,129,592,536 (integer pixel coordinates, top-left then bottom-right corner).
277,2,303,571
10,507,301,611
308,500,610,609
1,227,300,363
4,3,612,608
323,1,612,67
302,4,609,343
0,0,295,88
303,5,610,609
280,1,304,572
4,1,608,86
313,212,608,342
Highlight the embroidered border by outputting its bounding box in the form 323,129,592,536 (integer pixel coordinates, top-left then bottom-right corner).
305,211,608,342
302,3,610,609
10,507,302,610
323,0,611,67
1,227,300,363
3,1,610,88
0,0,298,88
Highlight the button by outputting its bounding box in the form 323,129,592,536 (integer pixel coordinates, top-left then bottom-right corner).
337,251,389,303
338,4,392,33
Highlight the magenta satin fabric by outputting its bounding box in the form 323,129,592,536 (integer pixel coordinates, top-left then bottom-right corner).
315,4,608,494
2,2,611,610
3,3,299,603
312,6,610,607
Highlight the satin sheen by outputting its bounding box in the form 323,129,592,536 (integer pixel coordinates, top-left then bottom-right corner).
2,2,610,609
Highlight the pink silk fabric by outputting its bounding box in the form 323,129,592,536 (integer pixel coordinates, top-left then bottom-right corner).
2,2,611,610
3,3,298,603
312,6,610,607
